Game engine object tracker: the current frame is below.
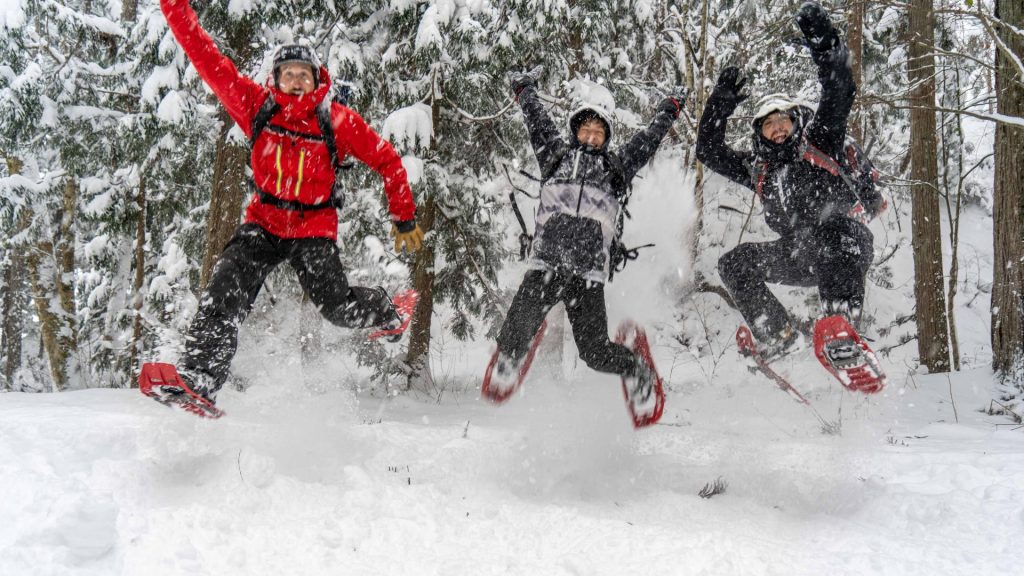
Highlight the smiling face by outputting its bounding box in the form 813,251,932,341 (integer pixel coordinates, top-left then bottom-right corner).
277,63,316,96
576,119,607,149
761,111,795,144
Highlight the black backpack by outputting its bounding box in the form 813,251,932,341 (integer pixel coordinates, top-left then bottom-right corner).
248,84,354,212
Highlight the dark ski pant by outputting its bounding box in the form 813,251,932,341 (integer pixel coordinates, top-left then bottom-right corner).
718,216,873,342
182,223,393,394
496,269,638,376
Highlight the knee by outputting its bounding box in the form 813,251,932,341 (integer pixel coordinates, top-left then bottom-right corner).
718,246,752,287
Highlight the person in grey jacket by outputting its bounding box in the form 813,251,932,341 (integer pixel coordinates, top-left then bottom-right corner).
489,72,683,408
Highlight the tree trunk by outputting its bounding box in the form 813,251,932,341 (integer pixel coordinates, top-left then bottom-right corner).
27,179,80,391
908,0,951,372
846,0,866,142
2,158,28,389
406,192,437,390
129,172,147,381
200,110,248,289
121,0,137,22
992,0,1024,386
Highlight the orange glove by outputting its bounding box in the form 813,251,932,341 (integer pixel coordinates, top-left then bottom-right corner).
392,221,424,253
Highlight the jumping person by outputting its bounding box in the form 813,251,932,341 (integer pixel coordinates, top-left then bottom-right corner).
147,0,424,409
486,68,684,420
696,2,886,388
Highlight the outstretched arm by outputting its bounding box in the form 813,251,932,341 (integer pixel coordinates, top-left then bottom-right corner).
695,67,755,189
798,1,856,157
160,0,265,136
618,96,683,182
513,80,566,171
334,106,416,223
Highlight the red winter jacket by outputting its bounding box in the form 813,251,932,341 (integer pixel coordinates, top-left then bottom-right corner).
160,0,416,240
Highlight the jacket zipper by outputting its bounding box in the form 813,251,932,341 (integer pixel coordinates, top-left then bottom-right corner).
573,150,585,214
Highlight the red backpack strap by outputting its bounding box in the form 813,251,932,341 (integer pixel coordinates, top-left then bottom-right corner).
747,160,768,199
801,143,842,177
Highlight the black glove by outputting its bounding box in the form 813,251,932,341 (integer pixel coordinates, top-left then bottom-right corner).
658,91,687,118
708,66,748,113
510,66,543,96
796,1,839,53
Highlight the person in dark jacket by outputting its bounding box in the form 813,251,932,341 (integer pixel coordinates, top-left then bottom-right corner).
696,1,884,357
489,70,684,413
156,0,424,404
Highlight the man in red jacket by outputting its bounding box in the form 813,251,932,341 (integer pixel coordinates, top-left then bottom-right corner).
157,0,424,404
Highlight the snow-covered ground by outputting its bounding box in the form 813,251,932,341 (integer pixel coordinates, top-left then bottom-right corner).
3,152,1020,575
2,364,1021,575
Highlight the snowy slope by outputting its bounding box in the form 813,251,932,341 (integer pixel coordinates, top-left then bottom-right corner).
2,149,1019,575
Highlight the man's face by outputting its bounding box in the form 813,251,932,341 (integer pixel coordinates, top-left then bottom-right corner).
278,63,316,96
761,111,794,144
576,119,607,148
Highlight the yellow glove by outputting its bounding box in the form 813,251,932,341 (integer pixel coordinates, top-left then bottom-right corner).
392,221,424,253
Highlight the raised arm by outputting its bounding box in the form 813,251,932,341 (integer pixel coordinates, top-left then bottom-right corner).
618,96,683,182
511,73,566,171
695,67,756,189
160,0,265,135
797,1,856,157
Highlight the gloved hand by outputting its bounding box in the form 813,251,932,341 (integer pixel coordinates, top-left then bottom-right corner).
510,65,543,96
708,66,749,113
847,197,888,225
796,1,839,53
392,220,424,253
658,90,687,119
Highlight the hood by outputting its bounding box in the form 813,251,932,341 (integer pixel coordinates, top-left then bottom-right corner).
265,66,333,122
568,103,614,149
751,93,816,128
750,93,816,164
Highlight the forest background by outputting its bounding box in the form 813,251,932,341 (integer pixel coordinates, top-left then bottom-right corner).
0,0,1021,415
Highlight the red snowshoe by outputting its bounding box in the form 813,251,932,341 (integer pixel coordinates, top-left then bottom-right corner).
615,320,665,428
813,315,886,394
139,362,224,419
481,320,547,404
368,289,419,341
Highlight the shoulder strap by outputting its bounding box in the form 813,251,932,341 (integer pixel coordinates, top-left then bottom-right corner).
250,93,280,147
801,141,861,195
745,158,769,199
315,99,342,173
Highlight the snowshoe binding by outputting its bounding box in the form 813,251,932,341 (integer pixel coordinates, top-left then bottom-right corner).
368,288,419,342
615,320,665,428
813,315,886,394
736,325,811,405
139,363,224,419
482,320,547,404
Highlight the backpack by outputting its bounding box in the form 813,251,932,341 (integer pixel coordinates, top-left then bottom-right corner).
750,137,883,214
248,84,355,212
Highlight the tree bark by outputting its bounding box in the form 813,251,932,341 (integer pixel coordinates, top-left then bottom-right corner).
846,0,866,142
200,110,248,289
129,172,147,381
992,0,1024,385
2,158,28,389
406,192,437,390
908,0,951,372
26,179,80,391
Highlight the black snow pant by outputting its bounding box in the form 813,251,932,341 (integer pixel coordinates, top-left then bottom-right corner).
718,216,874,342
496,269,638,377
181,223,394,394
